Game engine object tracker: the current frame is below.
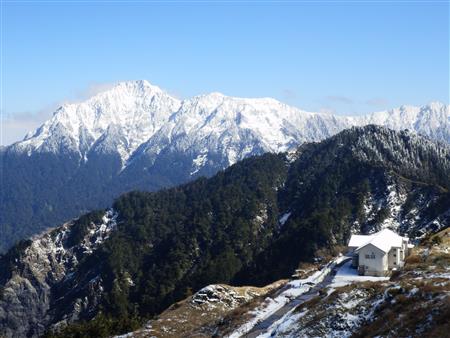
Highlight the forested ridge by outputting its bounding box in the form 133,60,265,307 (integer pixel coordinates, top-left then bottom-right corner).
1,126,450,338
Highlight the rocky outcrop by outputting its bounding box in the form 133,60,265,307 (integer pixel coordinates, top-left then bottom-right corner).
0,210,117,338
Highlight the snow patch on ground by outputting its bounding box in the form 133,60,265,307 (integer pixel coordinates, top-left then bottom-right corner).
330,260,389,288
264,286,382,338
279,212,291,226
190,153,208,175
379,184,408,231
81,209,118,254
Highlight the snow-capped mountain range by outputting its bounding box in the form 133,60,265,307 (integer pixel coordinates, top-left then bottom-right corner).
12,80,450,170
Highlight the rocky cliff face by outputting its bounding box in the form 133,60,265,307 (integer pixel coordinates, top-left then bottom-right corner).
0,210,117,337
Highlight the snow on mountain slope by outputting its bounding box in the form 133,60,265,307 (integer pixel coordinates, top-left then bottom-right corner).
14,80,181,162
135,92,352,169
357,101,450,144
9,80,449,170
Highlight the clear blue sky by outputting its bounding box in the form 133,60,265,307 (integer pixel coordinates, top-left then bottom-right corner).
1,1,449,145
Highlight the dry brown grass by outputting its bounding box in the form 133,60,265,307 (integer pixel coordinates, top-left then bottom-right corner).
352,288,450,338
314,245,346,263
130,281,288,338
421,227,450,248
198,280,288,337
389,269,402,281
405,254,422,264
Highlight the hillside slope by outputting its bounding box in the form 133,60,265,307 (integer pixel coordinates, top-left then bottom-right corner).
128,228,449,338
252,229,450,338
0,126,449,337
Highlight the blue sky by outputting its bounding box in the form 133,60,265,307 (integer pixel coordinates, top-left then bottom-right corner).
1,0,449,145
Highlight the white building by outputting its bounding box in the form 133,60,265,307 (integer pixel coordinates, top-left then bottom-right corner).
348,229,411,277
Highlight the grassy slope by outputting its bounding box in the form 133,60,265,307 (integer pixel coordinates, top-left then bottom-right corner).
121,281,287,338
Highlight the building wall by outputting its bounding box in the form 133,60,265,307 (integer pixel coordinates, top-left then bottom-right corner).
401,239,409,260
388,247,401,269
357,244,387,276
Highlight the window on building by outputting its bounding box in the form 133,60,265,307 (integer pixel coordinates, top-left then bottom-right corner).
365,253,376,259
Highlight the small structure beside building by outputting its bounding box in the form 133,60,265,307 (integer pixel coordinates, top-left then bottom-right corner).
348,229,412,277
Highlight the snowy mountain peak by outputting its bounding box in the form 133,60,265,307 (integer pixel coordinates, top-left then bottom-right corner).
55,80,169,114
185,91,291,113
355,102,449,144
15,80,181,161
200,91,227,99
427,101,447,111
